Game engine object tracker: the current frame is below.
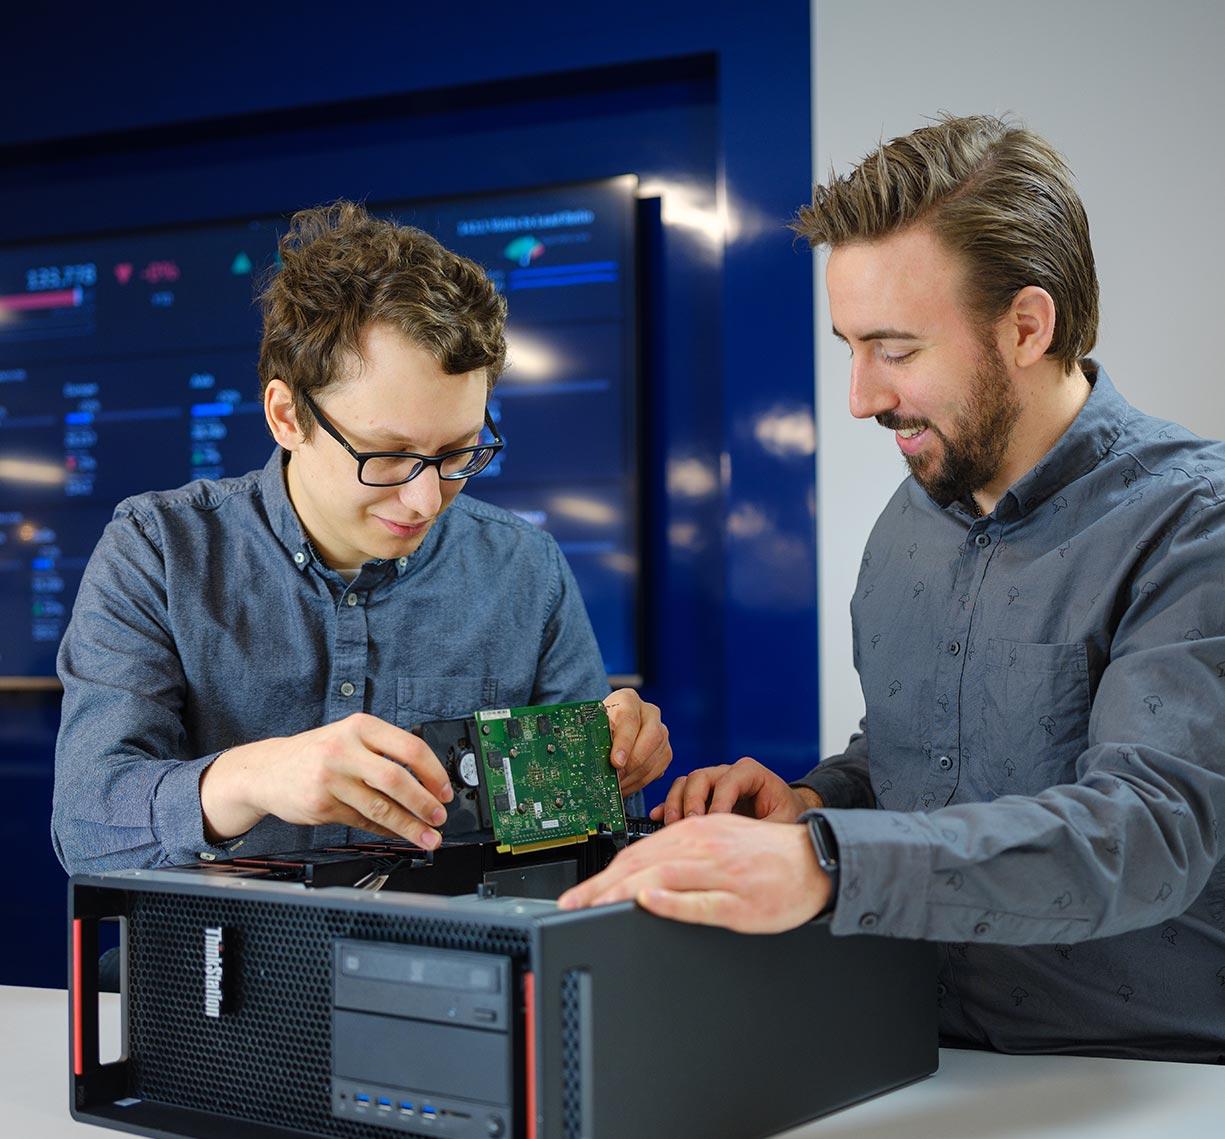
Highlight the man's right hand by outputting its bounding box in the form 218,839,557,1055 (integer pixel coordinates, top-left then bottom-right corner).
199,713,454,849
648,757,822,825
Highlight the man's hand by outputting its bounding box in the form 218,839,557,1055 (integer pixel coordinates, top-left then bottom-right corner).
604,688,671,797
558,813,829,933
649,757,822,824
199,713,454,849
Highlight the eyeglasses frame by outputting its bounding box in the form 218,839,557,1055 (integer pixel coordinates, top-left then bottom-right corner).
301,392,504,487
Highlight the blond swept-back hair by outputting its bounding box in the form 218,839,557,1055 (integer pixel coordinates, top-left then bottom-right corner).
794,114,1098,370
258,200,507,438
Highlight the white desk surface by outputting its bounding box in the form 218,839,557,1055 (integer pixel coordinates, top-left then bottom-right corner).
4,984,1222,1138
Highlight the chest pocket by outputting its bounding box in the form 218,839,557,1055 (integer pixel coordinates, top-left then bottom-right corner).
396,676,501,728
975,639,1090,798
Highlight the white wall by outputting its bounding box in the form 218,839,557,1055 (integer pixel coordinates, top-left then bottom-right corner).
814,0,1225,756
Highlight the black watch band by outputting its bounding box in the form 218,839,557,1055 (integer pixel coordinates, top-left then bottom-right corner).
799,810,840,914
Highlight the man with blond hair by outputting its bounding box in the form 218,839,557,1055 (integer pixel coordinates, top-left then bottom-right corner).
562,116,1225,1061
54,201,670,872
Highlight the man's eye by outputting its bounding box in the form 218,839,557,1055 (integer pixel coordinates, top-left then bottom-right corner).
881,349,915,365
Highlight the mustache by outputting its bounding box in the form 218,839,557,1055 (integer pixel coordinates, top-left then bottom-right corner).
876,413,929,432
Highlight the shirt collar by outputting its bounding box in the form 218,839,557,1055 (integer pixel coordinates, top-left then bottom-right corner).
944,360,1132,525
258,448,442,579
1004,361,1131,520
259,449,315,571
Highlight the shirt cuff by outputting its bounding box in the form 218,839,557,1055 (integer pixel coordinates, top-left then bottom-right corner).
150,753,244,866
819,808,936,939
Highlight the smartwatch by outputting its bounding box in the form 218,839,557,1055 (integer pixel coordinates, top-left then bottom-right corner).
799,809,841,914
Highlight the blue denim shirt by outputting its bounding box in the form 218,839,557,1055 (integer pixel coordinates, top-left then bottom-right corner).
797,365,1225,1060
53,451,614,872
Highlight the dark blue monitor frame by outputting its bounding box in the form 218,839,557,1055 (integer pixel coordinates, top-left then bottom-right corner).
0,176,644,683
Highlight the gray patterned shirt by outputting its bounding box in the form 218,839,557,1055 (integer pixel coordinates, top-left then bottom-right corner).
53,451,611,873
797,364,1225,1062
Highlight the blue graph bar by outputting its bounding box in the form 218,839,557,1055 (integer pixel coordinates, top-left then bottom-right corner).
509,260,618,278
190,402,235,418
511,273,619,290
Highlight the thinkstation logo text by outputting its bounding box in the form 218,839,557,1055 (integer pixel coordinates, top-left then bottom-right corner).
204,927,224,1018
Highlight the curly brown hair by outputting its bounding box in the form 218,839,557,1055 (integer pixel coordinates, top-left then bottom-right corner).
258,200,507,438
794,114,1098,371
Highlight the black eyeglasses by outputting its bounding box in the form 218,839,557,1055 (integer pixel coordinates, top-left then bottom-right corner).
302,393,504,487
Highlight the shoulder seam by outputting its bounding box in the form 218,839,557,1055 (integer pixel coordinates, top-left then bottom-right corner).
117,471,265,521
113,503,165,555
1108,445,1224,507
452,495,546,535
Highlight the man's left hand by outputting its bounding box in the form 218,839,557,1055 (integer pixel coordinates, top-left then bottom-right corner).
557,813,830,933
603,688,671,796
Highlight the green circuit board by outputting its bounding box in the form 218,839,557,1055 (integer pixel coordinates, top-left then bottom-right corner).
474,699,626,854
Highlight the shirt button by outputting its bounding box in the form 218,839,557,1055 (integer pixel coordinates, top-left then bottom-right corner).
973,921,991,936
974,533,991,548
859,912,880,930
293,551,306,565
936,982,948,998
947,640,961,655
397,556,408,569
339,681,356,697
346,594,359,607
938,755,953,770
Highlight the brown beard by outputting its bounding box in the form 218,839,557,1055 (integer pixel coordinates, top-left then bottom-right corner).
898,340,1021,509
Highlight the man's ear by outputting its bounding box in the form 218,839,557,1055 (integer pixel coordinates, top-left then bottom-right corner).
264,379,304,450
1003,285,1057,369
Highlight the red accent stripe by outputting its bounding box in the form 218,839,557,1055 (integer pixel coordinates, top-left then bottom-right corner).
0,287,82,313
524,972,538,1139
72,919,84,1076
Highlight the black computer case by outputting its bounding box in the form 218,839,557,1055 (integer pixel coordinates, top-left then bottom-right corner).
69,864,937,1139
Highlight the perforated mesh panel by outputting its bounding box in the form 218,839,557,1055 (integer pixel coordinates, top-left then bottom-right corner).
559,969,584,1139
127,891,530,1138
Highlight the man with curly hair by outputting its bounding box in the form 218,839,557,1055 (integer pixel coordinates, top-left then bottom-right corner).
54,201,670,871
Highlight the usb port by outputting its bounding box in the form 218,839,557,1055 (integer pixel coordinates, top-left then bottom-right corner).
399,1101,414,1113
421,1105,438,1120
377,1096,392,1110
354,1093,370,1106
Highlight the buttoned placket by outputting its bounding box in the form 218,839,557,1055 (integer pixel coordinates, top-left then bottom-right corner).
935,946,976,1038
324,570,379,721
918,519,1001,808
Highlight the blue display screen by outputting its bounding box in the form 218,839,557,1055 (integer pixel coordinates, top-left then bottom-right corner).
0,177,640,680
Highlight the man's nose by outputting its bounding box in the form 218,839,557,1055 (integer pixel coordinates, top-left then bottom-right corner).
397,465,444,517
848,358,899,421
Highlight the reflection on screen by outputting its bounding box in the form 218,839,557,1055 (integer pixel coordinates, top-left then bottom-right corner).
0,178,640,680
